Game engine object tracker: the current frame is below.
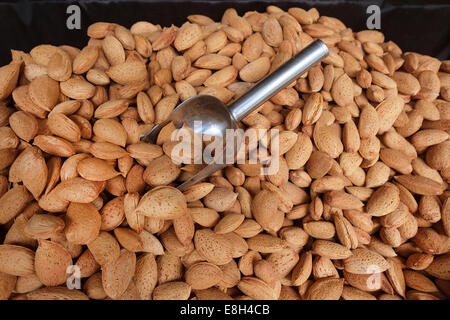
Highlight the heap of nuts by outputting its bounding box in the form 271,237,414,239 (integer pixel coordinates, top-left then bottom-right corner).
0,5,449,300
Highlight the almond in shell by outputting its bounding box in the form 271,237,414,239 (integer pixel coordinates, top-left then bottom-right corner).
94,99,130,119
33,135,75,157
152,281,191,300
60,77,96,100
0,272,17,299
394,175,444,195
9,111,39,142
203,187,238,212
9,147,47,199
204,66,238,87
304,277,344,300
102,249,136,299
23,214,65,239
87,231,121,266
65,202,101,245
0,185,33,224
331,73,354,107
106,61,147,85
344,247,390,274
28,75,60,112
366,183,400,217
185,262,223,290
183,183,215,202
194,229,233,266
376,96,404,134
47,112,81,142
12,85,47,119
47,50,72,82
52,177,104,203
26,287,88,300
89,142,128,160
237,276,277,300
134,253,158,300
311,239,352,259
0,244,35,276
102,35,125,66
113,228,144,252
34,240,72,286
77,157,120,181
425,253,450,280
135,186,187,219
0,62,21,100
239,56,270,83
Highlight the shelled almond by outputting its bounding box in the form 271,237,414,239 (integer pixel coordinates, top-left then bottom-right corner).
0,4,449,301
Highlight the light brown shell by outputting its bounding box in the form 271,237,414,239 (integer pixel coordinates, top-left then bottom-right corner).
101,249,136,299
65,202,102,245
185,262,223,290
87,231,121,266
34,240,73,286
194,229,233,266
135,186,187,219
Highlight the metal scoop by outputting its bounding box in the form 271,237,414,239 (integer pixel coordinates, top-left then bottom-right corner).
141,39,329,191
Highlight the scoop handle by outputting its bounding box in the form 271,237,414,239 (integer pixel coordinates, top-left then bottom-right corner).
228,39,329,121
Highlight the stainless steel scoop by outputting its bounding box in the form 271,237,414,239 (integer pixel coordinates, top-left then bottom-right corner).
141,39,329,191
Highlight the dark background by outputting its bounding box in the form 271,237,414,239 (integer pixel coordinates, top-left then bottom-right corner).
0,0,449,66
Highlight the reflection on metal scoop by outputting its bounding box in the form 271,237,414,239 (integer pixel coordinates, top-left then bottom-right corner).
141,40,329,191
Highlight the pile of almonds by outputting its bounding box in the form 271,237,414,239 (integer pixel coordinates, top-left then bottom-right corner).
0,5,449,300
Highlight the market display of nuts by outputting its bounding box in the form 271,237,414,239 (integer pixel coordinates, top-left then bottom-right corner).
0,5,449,300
